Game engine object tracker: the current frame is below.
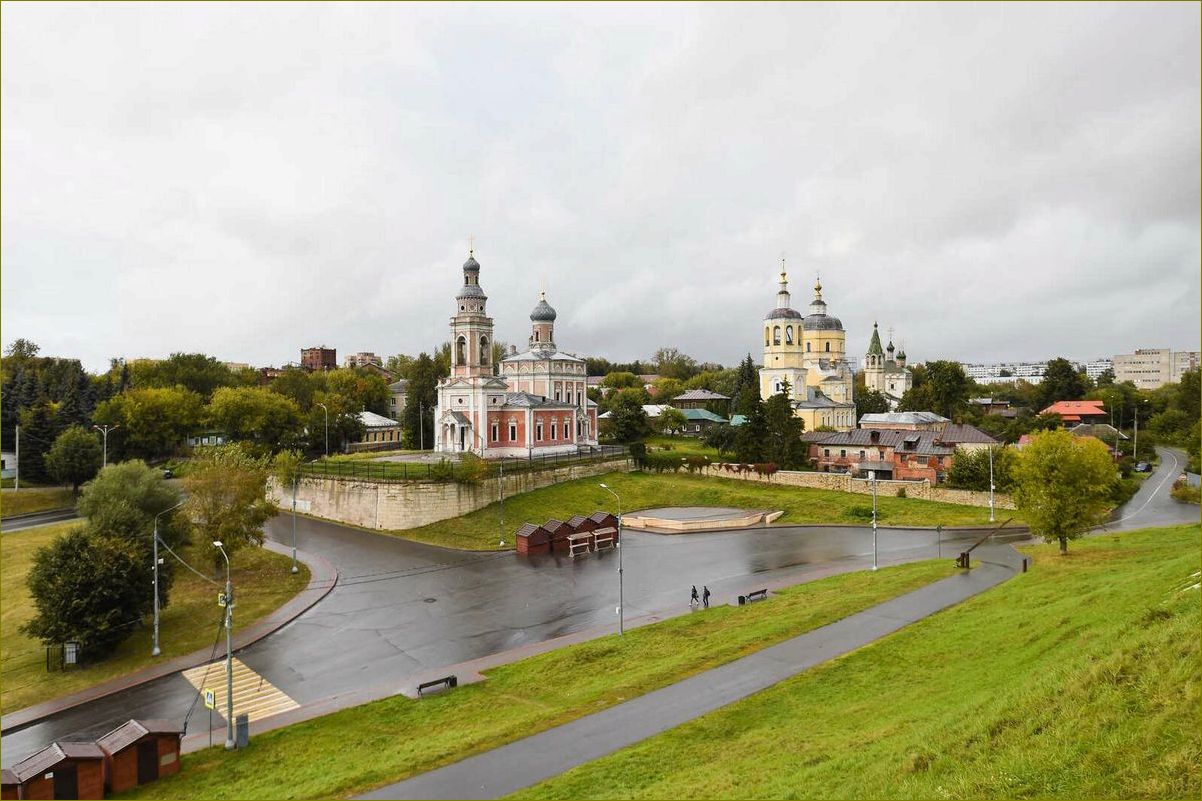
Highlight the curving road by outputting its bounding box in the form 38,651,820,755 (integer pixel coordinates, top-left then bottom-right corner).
2,448,1195,765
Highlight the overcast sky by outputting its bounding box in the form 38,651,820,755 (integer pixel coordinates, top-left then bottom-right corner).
3,2,1199,373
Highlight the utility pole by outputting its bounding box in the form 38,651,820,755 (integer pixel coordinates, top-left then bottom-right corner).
151,500,184,656
419,402,424,452
14,425,18,491
316,403,329,458
290,474,299,574
92,424,119,468
600,483,624,634
1133,407,1138,463
869,470,878,571
213,541,235,750
988,445,996,523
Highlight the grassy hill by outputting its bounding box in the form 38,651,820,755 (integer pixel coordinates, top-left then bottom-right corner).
519,524,1201,799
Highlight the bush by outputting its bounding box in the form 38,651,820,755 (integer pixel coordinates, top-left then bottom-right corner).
1170,479,1200,505
429,458,455,482
456,453,492,484
45,426,103,493
847,505,875,521
896,486,907,498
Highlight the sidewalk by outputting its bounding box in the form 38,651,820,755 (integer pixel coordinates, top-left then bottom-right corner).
359,544,1024,800
0,541,338,733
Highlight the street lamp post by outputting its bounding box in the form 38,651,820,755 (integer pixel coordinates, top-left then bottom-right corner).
92,424,119,468
290,474,299,574
316,403,329,458
599,483,624,635
987,445,996,523
869,470,878,571
213,541,235,750
151,500,184,656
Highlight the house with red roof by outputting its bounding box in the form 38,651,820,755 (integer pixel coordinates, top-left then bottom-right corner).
1039,399,1107,425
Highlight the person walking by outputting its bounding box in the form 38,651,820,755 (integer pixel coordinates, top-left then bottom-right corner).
702,585,711,609
690,585,700,608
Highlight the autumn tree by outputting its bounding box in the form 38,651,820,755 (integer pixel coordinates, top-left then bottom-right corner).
1011,430,1117,554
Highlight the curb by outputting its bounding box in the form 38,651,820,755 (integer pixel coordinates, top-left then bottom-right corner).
0,541,338,733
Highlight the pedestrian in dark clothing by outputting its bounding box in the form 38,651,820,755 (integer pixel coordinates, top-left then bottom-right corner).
690,585,699,607
702,586,711,608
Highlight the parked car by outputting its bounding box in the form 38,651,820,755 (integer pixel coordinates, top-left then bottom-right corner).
162,468,174,479
1134,462,1150,473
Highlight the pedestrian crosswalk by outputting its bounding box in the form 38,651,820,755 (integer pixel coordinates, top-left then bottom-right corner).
182,657,299,723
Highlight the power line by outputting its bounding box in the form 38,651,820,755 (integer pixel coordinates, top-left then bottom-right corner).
156,536,222,587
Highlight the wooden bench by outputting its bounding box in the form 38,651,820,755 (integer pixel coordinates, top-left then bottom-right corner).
567,532,593,558
592,526,617,550
417,675,458,696
738,589,768,606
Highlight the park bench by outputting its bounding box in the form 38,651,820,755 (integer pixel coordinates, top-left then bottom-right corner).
738,589,768,605
592,526,617,550
567,531,593,558
417,675,458,696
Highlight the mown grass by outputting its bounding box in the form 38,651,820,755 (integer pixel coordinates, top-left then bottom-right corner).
0,486,75,518
644,436,727,460
1,522,310,714
519,524,1201,800
398,470,1016,550
120,559,956,800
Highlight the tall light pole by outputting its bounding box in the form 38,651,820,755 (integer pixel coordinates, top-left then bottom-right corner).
92,424,119,468
869,470,878,571
13,424,18,491
151,500,185,656
213,541,235,750
599,483,624,635
316,403,329,458
419,402,425,452
987,445,996,523
290,471,300,574
1133,407,1138,463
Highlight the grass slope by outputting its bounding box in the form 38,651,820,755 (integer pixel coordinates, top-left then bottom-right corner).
519,524,1201,800
121,559,954,800
399,470,1012,550
1,522,310,714
0,486,75,518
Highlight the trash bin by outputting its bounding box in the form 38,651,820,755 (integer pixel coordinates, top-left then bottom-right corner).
235,714,249,748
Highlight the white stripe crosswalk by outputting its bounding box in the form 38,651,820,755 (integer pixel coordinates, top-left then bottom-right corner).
182,657,299,723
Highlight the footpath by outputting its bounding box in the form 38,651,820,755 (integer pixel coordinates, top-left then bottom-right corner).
360,542,1026,800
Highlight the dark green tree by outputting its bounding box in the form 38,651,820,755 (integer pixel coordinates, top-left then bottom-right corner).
16,400,58,483
898,361,971,419
45,426,103,493
734,395,768,463
761,385,807,468
401,353,439,450
129,353,239,398
607,390,652,444
855,388,890,419
1040,357,1087,408
731,355,762,417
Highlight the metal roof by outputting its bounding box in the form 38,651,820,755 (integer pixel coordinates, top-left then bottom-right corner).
97,719,181,754
389,379,409,392
357,410,400,429
501,348,584,363
681,408,728,422
13,742,105,783
500,392,577,409
802,313,844,330
530,297,557,322
673,389,730,401
764,307,803,320
860,411,949,426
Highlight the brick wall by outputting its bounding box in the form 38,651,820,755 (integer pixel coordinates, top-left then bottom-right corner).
698,464,1015,509
269,457,632,532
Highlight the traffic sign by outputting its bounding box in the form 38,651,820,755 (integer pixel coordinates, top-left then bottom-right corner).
217,592,226,608
203,689,215,710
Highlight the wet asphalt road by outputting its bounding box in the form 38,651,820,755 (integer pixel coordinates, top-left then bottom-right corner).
2,447,1195,765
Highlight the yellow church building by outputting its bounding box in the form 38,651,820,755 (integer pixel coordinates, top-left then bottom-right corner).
759,266,856,431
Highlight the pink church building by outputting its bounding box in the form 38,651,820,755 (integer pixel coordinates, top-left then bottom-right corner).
434,251,599,457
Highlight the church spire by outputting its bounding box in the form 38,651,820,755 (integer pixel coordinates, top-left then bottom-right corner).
867,321,884,356
776,258,792,310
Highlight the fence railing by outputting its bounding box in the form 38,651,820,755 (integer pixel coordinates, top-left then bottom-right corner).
300,445,629,483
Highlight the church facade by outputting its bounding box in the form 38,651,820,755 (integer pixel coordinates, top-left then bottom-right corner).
434,251,599,457
862,323,913,408
758,267,856,431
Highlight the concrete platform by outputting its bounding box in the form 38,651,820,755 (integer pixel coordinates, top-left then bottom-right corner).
623,506,783,532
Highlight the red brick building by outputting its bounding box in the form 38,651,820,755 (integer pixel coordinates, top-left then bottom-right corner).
7,742,105,800
96,719,182,794
300,346,337,372
1040,399,1107,425
805,422,997,483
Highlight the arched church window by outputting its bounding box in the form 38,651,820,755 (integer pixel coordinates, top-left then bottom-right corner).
480,336,490,365
825,342,831,352
534,331,540,342
456,336,467,365
785,327,794,344
806,342,811,352
772,326,781,345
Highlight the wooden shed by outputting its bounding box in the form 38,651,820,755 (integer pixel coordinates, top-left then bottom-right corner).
543,519,573,553
514,523,550,556
9,741,105,800
97,719,182,794
566,515,597,535
588,511,619,536
2,769,19,800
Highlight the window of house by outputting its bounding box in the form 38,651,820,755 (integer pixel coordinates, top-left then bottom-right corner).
824,449,830,457
491,424,499,442
555,389,561,401
825,342,831,352
860,450,865,458
536,422,543,441
806,342,811,352
509,423,517,441
840,449,846,457
563,422,569,439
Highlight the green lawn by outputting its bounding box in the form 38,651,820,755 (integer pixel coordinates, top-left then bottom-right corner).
0,486,75,518
519,524,1201,800
398,470,1017,550
121,559,955,800
644,436,728,460
1,522,310,714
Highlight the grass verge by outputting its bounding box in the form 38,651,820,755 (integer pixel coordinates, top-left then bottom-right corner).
0,486,75,518
121,558,955,799
398,470,1018,550
518,524,1201,800
1,522,310,714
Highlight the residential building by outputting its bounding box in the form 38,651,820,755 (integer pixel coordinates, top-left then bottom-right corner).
343,352,383,369
434,252,598,457
960,361,1046,385
1081,358,1113,381
859,411,949,432
672,389,730,413
1112,348,1200,389
862,323,913,408
758,265,856,430
804,422,997,483
355,410,403,448
969,397,1012,415
389,378,408,419
301,346,337,372
1040,400,1108,426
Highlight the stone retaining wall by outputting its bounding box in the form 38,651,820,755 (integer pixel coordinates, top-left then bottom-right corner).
698,464,1015,510
269,457,632,532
